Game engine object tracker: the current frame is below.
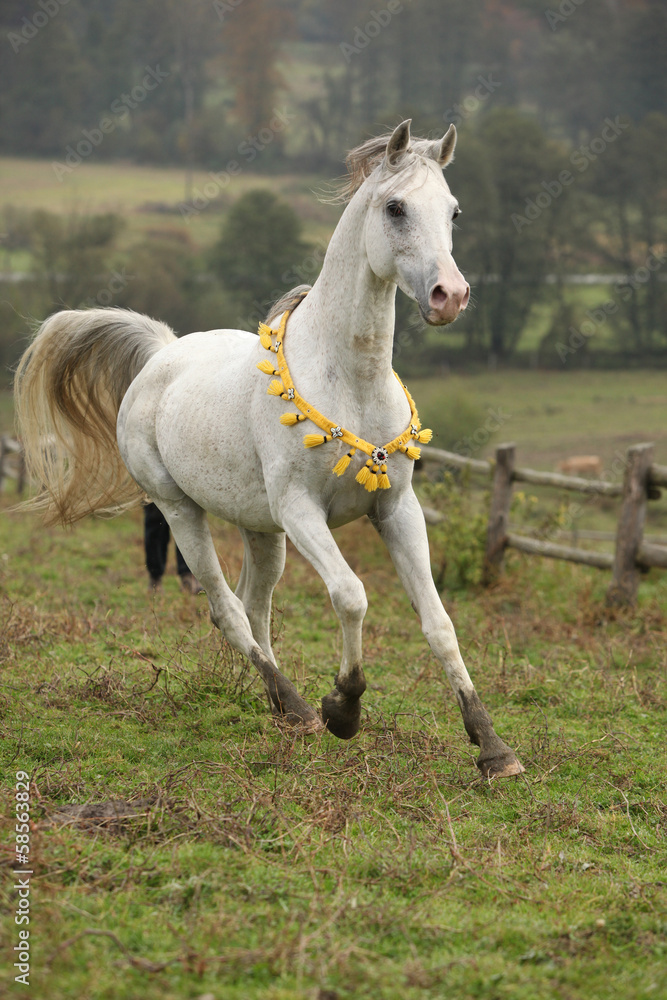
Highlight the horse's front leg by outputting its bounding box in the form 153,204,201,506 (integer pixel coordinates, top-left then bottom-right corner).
371,489,524,778
280,502,368,739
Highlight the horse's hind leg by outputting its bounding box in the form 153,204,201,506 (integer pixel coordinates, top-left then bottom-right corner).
280,501,368,740
236,528,286,666
153,494,321,732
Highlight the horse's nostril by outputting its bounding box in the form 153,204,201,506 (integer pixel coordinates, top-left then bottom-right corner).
462,284,470,308
430,285,448,308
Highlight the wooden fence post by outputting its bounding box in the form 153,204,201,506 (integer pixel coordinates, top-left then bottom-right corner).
483,442,515,585
607,442,654,606
0,436,6,494
17,444,26,496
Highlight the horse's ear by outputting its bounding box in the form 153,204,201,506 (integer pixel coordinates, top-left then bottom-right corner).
433,124,457,167
385,119,412,166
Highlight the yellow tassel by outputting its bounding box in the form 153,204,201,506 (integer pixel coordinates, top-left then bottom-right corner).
280,413,300,426
406,446,421,461
378,465,390,489
417,428,432,444
365,471,379,492
258,324,273,350
267,380,284,396
304,434,327,448
257,359,277,375
332,453,352,476
356,465,371,486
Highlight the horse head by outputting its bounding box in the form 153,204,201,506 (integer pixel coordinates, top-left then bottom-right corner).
360,119,470,325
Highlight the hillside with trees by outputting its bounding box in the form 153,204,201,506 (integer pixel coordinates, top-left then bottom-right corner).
0,0,665,368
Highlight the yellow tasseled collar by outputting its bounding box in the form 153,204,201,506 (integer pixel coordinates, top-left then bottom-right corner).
256,299,432,492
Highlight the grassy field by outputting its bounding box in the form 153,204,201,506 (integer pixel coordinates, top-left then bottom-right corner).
0,156,341,257
411,369,667,472
0,155,635,359
0,434,665,998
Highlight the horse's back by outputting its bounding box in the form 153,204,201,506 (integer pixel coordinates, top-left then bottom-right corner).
122,327,256,406
147,327,256,375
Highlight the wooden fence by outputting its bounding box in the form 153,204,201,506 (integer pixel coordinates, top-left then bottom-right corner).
421,442,667,606
3,434,665,605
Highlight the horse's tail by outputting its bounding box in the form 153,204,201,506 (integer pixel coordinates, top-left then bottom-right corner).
14,307,177,526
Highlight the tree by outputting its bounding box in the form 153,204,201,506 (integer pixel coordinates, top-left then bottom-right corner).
210,189,311,326
589,113,667,352
448,108,570,360
29,209,124,309
222,0,292,135
0,13,88,156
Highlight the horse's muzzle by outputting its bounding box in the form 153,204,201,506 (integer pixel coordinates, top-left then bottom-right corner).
423,280,470,325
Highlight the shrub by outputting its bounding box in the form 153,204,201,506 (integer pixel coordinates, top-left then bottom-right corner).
419,473,488,591
209,189,311,326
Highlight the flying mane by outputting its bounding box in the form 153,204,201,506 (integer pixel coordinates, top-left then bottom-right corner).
336,132,442,202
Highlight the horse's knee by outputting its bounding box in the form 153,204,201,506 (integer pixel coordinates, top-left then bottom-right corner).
208,591,254,650
422,614,460,663
331,576,367,627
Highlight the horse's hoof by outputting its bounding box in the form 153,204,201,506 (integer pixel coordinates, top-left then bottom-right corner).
476,749,525,779
251,649,321,734
321,688,361,740
272,706,324,735
270,698,323,734
300,715,326,735
180,572,204,595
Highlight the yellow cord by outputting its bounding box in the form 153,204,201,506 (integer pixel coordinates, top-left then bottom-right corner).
256,300,431,491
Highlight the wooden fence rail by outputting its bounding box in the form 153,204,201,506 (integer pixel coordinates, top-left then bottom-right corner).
421,440,666,606
3,435,664,605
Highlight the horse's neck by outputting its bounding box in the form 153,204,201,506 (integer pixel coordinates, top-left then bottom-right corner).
294,191,397,391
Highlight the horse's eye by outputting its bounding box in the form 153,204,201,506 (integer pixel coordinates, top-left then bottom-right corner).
453,207,461,220
386,200,405,218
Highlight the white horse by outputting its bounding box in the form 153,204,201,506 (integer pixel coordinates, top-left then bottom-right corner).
15,120,523,778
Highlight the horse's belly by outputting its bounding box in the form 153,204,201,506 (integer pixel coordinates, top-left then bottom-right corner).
157,409,279,531
165,441,277,530
148,339,279,532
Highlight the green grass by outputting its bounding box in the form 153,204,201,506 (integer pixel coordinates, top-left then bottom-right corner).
0,157,341,257
0,470,665,998
409,367,667,552
410,369,667,471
